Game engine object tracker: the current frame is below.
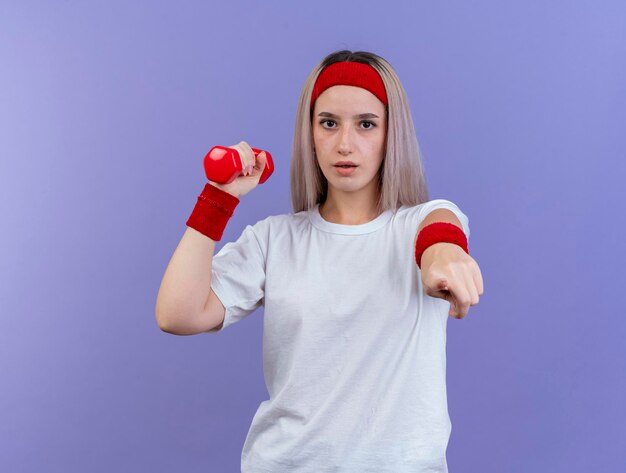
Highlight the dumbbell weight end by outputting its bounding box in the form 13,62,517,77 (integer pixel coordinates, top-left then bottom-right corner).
203,145,274,184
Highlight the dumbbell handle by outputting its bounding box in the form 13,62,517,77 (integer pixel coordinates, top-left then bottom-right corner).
203,146,274,185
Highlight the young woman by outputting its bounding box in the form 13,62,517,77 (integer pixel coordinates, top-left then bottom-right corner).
156,50,484,472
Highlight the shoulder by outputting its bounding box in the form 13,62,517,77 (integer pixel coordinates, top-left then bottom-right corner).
395,199,463,218
248,208,310,241
398,199,470,238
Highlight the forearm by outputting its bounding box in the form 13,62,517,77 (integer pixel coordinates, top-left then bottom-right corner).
414,208,464,266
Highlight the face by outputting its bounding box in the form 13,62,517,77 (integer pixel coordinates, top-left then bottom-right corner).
312,85,387,195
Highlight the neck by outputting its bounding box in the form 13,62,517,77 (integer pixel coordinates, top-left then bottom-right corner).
319,195,381,225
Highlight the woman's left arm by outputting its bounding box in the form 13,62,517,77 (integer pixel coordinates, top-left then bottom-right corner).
414,209,484,319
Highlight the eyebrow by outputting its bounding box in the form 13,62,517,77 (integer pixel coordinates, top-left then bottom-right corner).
317,112,380,119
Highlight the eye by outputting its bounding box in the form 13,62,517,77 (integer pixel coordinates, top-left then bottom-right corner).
319,119,377,129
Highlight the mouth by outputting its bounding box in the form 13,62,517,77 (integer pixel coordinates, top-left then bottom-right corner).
334,164,358,175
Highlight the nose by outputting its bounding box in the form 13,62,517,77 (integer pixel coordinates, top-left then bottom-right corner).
337,125,354,155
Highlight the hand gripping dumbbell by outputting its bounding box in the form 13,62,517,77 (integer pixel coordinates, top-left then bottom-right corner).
203,145,275,185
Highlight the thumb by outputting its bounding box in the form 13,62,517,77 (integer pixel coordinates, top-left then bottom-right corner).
436,280,458,316
250,151,266,179
425,277,450,299
257,151,267,171
438,279,449,291
425,272,448,292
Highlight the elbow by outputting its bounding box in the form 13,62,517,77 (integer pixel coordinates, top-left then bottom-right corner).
155,300,179,334
156,314,184,335
155,310,173,334
155,308,203,336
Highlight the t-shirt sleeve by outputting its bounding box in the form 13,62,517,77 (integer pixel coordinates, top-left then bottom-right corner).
205,223,266,333
416,198,470,241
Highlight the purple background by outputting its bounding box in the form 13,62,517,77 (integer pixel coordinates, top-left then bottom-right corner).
2,1,625,472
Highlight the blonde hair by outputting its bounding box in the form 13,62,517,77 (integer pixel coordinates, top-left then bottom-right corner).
289,50,430,215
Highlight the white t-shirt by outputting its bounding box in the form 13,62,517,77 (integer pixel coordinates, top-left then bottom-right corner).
208,199,470,473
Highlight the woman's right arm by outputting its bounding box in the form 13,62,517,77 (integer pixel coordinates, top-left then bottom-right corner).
155,141,267,335
155,226,225,335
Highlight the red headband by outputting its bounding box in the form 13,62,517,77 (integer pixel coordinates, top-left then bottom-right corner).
310,61,388,110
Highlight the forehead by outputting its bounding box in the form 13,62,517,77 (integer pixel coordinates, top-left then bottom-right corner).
314,85,385,115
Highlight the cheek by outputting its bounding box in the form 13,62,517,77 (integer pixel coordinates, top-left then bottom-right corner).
377,132,387,153
312,126,322,144
313,133,329,153
367,132,386,153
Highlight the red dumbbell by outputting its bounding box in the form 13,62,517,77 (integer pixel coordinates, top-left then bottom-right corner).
203,145,274,185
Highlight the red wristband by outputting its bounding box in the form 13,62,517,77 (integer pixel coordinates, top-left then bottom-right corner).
186,183,240,241
414,222,469,269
